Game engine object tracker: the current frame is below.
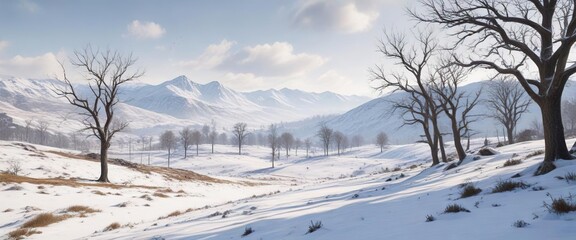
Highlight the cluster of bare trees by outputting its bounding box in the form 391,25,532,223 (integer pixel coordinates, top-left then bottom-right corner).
266,124,309,168
315,123,380,157
158,122,222,166
399,0,576,174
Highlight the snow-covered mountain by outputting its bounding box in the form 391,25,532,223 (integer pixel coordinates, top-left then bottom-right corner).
0,75,371,135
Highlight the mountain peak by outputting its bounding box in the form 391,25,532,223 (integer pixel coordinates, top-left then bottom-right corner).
164,75,198,90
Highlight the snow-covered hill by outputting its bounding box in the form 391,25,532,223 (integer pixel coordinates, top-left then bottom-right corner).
1,138,575,239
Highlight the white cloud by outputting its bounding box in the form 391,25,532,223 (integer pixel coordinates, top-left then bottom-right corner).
220,42,325,77
221,72,266,91
179,40,235,69
293,0,379,33
126,20,166,39
0,41,8,51
0,52,61,79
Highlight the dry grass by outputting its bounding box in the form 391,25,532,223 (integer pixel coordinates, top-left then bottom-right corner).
22,213,70,228
0,173,159,190
544,194,576,214
8,228,42,239
158,210,182,220
503,159,522,167
91,190,107,196
103,222,121,232
153,192,170,198
460,184,482,198
65,205,100,214
492,180,529,193
444,204,470,213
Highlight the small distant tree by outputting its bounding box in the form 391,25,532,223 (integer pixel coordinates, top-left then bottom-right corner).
351,135,364,148
160,130,176,168
191,130,202,156
563,98,576,136
280,132,295,157
201,124,210,144
304,138,312,157
333,131,346,156
486,79,531,145
317,123,333,156
208,130,217,153
218,132,228,145
232,122,249,155
179,127,193,158
294,138,302,156
53,46,143,182
376,132,388,153
268,124,279,168
36,120,49,145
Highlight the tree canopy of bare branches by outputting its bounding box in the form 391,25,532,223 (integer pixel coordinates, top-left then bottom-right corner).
316,123,333,156
486,79,531,145
232,122,249,155
180,127,193,158
53,46,143,182
413,0,576,174
160,130,176,168
376,132,388,153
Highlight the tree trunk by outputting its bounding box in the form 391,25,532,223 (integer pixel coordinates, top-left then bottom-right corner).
449,118,466,162
167,148,171,168
196,144,199,156
506,126,514,145
97,142,110,182
239,143,242,155
184,146,187,158
535,96,575,175
211,143,214,154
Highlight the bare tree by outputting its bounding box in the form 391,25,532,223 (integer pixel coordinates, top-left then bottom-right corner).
280,132,295,157
201,124,210,144
332,131,346,156
218,132,228,145
294,138,302,156
304,138,312,158
268,124,279,168
208,130,217,154
24,119,33,142
316,123,333,156
179,127,193,158
431,63,482,162
376,132,388,153
370,30,446,166
53,46,143,182
160,130,176,168
191,130,202,156
232,122,249,155
563,98,576,135
351,135,364,148
485,79,531,145
414,0,576,174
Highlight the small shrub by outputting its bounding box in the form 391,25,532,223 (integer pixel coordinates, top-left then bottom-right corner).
241,226,254,237
544,194,576,214
425,214,435,222
103,222,121,232
478,148,496,156
91,190,106,196
222,210,232,218
306,220,323,234
140,194,153,201
7,160,22,176
392,167,401,172
65,205,100,213
503,159,522,167
443,204,470,213
22,213,70,228
460,184,482,198
564,172,576,183
8,228,41,239
492,180,529,193
512,220,529,228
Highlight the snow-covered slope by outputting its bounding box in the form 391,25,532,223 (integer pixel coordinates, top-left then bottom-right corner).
1,138,575,239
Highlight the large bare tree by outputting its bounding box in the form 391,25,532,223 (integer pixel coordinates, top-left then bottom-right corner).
486,79,532,145
414,0,576,174
54,46,143,182
370,30,447,166
179,127,193,158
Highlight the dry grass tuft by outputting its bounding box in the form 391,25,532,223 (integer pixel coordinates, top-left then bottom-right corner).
103,222,121,232
492,180,529,193
91,190,106,196
22,213,70,228
8,228,42,239
503,159,522,167
153,192,169,198
158,210,182,220
65,205,100,214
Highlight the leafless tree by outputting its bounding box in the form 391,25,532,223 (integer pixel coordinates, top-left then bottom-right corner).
160,130,176,168
304,138,312,158
332,131,346,156
485,79,531,145
24,119,33,142
562,98,576,135
179,127,193,158
191,130,202,156
268,124,279,168
208,130,217,154
431,63,482,162
280,132,295,157
294,138,302,156
370,30,446,166
218,132,228,145
232,122,249,155
351,135,364,148
316,122,333,156
376,132,388,153
35,120,49,145
53,46,143,182
413,0,576,174
201,124,210,144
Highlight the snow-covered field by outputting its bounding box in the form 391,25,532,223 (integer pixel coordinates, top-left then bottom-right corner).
1,139,575,239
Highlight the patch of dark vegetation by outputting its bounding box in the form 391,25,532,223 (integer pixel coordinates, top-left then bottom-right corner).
526,150,544,159
425,214,435,222
512,220,529,228
503,159,522,167
544,193,576,214
241,226,254,237
492,180,529,193
478,148,496,156
306,220,323,234
460,183,482,198
443,204,470,213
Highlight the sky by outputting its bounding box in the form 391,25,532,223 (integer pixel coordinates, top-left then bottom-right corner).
0,0,429,97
